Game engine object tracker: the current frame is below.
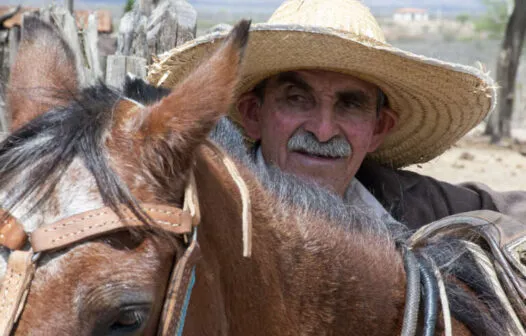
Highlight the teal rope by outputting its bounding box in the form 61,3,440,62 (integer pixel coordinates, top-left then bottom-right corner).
176,267,196,336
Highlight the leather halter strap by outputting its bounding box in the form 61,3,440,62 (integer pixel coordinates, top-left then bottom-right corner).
0,204,195,336
0,251,34,336
158,238,200,336
30,204,193,253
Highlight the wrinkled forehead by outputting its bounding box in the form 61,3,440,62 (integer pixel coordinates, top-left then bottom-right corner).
263,70,380,96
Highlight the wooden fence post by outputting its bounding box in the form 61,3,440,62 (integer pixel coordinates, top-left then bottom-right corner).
174,0,197,46
125,57,148,80
0,26,20,131
0,0,198,132
106,55,126,88
7,26,20,68
118,0,196,64
66,0,74,14
106,55,146,88
0,31,8,83
0,84,7,132
84,13,102,80
147,2,178,59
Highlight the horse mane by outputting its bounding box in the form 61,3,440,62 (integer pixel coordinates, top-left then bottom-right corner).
0,84,141,221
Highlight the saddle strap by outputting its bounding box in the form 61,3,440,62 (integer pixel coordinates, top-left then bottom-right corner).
158,238,201,336
0,251,35,336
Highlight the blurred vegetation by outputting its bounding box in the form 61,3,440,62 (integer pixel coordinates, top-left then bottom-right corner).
124,0,135,14
474,0,509,38
455,13,470,24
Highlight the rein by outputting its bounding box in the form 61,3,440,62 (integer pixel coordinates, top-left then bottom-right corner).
0,140,252,336
400,210,526,336
398,243,443,336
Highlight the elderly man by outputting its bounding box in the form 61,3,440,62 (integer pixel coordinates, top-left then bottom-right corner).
148,0,526,230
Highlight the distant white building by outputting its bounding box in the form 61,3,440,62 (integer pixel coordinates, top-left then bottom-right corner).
393,8,429,22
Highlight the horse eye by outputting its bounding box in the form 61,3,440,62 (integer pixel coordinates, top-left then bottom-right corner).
108,307,149,335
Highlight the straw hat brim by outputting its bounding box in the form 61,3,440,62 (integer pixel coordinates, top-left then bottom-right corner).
148,24,496,168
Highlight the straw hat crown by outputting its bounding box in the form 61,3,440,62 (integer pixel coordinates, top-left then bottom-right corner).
268,0,386,43
149,0,496,168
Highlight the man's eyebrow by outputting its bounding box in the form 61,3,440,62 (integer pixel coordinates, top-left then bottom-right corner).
275,72,313,92
336,90,372,106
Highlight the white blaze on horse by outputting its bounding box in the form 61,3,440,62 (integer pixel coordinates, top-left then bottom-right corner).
0,17,523,336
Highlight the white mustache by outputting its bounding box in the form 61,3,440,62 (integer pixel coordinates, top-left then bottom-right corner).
287,130,352,158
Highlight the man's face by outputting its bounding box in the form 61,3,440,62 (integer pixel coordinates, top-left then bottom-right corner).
238,70,396,196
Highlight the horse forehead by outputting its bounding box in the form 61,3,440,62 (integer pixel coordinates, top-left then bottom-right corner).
0,158,103,280
53,158,104,222
33,237,167,287
29,237,174,305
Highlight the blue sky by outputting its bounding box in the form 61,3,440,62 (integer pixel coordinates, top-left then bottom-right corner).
190,0,486,11
9,0,487,9
5,0,486,15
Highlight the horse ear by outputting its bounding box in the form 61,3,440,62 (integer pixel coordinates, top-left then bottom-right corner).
128,20,250,168
7,16,79,131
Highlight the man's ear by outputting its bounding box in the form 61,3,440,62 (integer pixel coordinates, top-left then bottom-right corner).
236,92,262,140
368,107,398,152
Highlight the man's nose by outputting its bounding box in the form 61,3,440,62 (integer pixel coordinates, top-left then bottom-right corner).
303,108,340,142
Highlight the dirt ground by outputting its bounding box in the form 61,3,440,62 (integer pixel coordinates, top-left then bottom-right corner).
406,126,526,191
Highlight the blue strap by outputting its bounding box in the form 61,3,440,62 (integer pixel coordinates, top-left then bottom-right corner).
175,266,196,336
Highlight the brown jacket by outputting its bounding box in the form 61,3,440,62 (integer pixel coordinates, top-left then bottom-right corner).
356,159,526,230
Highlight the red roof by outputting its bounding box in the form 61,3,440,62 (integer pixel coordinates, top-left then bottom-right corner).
395,8,428,14
0,6,112,33
75,9,112,33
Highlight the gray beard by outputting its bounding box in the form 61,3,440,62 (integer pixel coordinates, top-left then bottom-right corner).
209,117,408,239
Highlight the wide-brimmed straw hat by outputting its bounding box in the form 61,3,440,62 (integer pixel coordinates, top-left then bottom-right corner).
148,0,496,168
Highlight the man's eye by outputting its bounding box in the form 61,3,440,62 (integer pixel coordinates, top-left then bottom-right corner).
340,99,361,109
288,94,305,102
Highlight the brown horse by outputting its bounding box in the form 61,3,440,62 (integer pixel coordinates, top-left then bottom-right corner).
0,17,518,335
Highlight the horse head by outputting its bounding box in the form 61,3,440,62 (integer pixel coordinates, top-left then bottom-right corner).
2,16,249,335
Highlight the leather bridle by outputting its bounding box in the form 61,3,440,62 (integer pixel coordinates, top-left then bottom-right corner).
0,140,252,336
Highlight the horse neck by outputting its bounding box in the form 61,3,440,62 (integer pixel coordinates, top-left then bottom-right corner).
187,150,407,335
181,151,289,334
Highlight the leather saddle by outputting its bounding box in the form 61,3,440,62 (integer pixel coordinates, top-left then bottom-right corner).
408,210,526,329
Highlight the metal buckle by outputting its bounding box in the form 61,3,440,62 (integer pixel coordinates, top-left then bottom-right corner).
31,251,41,263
